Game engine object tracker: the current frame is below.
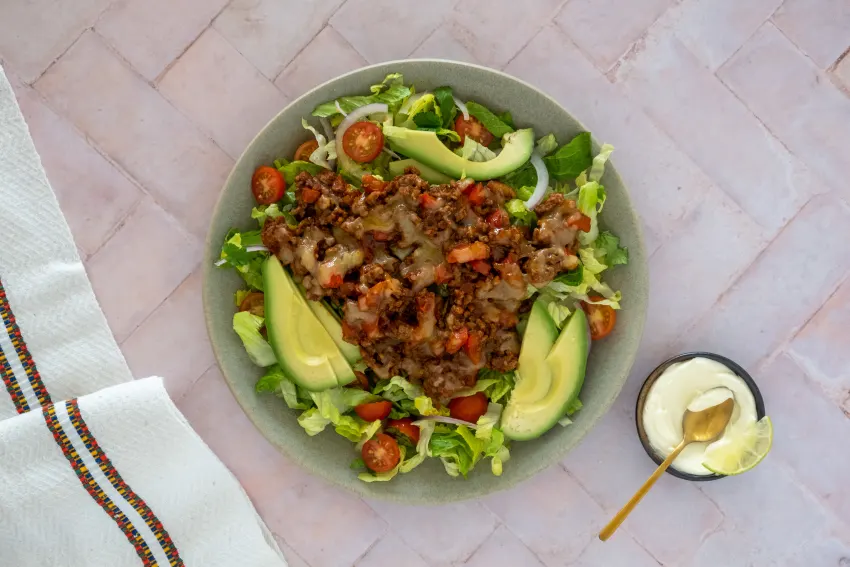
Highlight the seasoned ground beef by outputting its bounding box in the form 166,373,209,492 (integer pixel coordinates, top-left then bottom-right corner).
261,170,581,400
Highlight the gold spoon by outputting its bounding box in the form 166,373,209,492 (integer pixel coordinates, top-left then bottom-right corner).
598,395,735,541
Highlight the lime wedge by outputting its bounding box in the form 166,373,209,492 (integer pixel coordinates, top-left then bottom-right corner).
702,416,773,476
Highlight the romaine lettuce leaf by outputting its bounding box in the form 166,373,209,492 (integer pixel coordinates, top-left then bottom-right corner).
543,132,593,180
370,73,404,94
483,428,510,476
301,119,337,169
232,312,276,367
218,229,267,290
296,387,380,437
373,376,424,402
466,101,514,137
452,369,516,404
589,143,614,182
594,231,629,266
414,396,450,416
475,403,503,440
433,86,457,128
312,83,412,117
499,161,537,190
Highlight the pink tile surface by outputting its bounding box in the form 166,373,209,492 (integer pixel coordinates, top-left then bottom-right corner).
275,26,367,100
120,268,214,401
718,23,850,202
6,1,850,564
158,27,289,159
772,0,850,68
556,0,674,71
96,0,229,81
0,0,111,82
85,197,202,342
34,32,234,238
330,0,455,64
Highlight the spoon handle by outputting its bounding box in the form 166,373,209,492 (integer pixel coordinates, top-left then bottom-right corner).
598,440,688,541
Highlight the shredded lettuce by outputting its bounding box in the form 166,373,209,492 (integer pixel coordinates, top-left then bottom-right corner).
296,387,379,437
483,429,510,476
232,312,276,367
535,133,558,157
458,137,497,162
453,369,516,404
234,289,251,307
414,396,450,416
301,119,337,169
466,101,514,137
433,86,457,128
589,143,615,182
576,181,605,245
505,199,537,227
594,231,629,266
276,159,326,185
475,403,503,440
373,376,424,401
312,74,411,117
217,229,267,290
255,365,314,410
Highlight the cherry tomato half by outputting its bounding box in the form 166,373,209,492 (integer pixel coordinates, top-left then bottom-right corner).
294,139,319,161
238,292,265,317
251,166,285,204
342,122,384,163
362,433,401,473
582,296,617,340
448,392,489,423
387,418,420,443
454,116,494,146
354,400,393,422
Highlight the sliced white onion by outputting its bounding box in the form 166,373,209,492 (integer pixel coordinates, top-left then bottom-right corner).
214,259,227,267
453,97,469,120
415,416,479,428
336,103,390,163
319,117,336,170
383,146,401,159
245,245,269,253
335,100,347,117
524,153,550,209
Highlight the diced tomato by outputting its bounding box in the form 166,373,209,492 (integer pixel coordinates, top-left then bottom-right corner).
567,212,592,233
342,122,384,163
387,418,420,443
323,273,343,289
238,291,265,317
362,433,401,473
470,260,491,275
294,139,319,162
467,184,487,206
362,174,387,193
582,296,617,340
464,331,483,364
486,209,509,228
446,242,490,263
354,400,392,422
251,166,285,204
300,187,320,204
341,320,357,342
454,116,494,146
372,230,392,241
445,327,469,354
419,193,440,209
435,263,453,284
448,392,488,423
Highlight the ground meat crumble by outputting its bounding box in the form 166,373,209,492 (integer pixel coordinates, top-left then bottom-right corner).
261,169,582,400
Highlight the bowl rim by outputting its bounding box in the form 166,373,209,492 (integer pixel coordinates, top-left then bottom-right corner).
202,58,649,502
635,351,767,481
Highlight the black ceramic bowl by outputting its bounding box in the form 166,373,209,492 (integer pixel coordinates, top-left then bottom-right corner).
635,352,766,481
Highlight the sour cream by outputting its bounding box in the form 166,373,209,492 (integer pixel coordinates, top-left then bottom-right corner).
642,357,758,476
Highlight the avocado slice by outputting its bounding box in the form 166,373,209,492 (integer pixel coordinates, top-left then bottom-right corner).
388,159,453,184
306,299,362,369
383,126,535,180
262,256,355,391
502,307,589,441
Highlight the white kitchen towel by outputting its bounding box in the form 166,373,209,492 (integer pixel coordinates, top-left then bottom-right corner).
0,66,287,566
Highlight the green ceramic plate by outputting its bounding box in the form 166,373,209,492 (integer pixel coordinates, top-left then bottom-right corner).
203,60,648,503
